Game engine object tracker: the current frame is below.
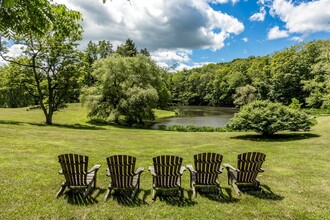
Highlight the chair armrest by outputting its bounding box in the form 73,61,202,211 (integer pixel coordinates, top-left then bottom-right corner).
58,169,63,174
135,167,145,175
186,164,196,173
224,163,239,172
148,166,156,176
259,168,265,172
88,164,101,173
179,166,186,174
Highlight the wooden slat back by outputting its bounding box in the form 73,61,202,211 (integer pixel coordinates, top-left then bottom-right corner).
237,152,266,183
106,155,136,188
194,152,223,184
153,155,183,187
58,154,88,186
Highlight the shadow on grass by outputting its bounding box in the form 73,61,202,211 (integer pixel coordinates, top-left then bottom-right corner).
0,120,23,125
190,187,239,203
108,189,150,207
153,189,197,207
64,188,106,205
230,133,320,142
0,119,105,130
235,185,284,200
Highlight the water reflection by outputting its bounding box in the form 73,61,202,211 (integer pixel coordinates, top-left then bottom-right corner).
152,106,237,129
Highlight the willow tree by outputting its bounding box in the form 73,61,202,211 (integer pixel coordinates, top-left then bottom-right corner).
0,3,83,125
81,54,162,126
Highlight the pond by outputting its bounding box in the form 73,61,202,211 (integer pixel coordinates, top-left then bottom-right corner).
151,106,238,129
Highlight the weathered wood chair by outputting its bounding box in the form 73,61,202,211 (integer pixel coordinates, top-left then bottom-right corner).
56,154,101,198
149,155,186,201
186,152,223,198
224,152,266,195
104,155,144,202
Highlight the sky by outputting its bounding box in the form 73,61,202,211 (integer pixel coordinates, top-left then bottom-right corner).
2,0,330,70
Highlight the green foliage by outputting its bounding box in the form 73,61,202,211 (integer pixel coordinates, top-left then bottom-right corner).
81,54,162,126
289,98,302,109
0,0,52,36
233,84,257,107
0,61,35,107
227,100,317,136
116,38,138,57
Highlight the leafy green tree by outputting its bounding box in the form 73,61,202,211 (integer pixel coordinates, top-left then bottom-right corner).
116,38,138,57
302,41,330,109
140,48,150,57
227,100,317,136
0,61,34,107
98,40,113,58
81,54,162,126
0,3,83,125
233,84,257,107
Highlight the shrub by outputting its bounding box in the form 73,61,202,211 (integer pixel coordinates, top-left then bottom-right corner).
227,100,317,136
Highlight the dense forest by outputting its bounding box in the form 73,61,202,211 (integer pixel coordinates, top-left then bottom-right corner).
169,40,330,109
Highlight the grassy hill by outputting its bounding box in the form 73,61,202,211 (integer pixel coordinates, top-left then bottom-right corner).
0,104,329,219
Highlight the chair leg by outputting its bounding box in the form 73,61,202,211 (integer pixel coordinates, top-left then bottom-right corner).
152,188,156,202
217,186,223,198
178,187,184,200
104,187,112,202
84,184,93,198
192,184,196,198
56,184,66,198
131,186,138,200
232,181,241,195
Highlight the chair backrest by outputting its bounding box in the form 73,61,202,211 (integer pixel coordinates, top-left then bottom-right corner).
152,155,183,187
58,154,89,186
237,152,266,183
194,152,223,184
106,155,136,188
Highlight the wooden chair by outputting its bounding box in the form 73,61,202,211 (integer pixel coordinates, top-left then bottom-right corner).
104,155,144,202
56,154,101,198
224,152,266,194
186,152,223,198
149,155,186,201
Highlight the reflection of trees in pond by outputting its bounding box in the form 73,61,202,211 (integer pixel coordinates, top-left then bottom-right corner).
152,106,238,129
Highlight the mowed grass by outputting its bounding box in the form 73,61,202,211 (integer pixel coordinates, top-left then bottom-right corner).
0,104,329,220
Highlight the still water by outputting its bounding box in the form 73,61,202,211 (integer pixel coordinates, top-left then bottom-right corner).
151,106,237,129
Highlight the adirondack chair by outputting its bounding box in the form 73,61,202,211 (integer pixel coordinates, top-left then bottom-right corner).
56,154,101,198
104,155,144,202
186,152,223,198
149,155,186,201
224,152,266,194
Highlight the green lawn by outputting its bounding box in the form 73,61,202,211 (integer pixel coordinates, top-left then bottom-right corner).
0,104,329,220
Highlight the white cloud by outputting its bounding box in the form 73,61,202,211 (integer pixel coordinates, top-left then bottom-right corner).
151,49,192,64
53,0,244,69
270,0,330,35
0,44,26,66
208,0,240,4
291,36,303,42
54,0,244,52
241,37,249,42
249,7,266,21
267,26,289,40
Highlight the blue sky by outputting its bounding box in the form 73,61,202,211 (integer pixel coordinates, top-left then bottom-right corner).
2,0,330,69
194,0,330,64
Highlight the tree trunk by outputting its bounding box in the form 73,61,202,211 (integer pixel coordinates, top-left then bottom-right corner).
45,113,53,125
